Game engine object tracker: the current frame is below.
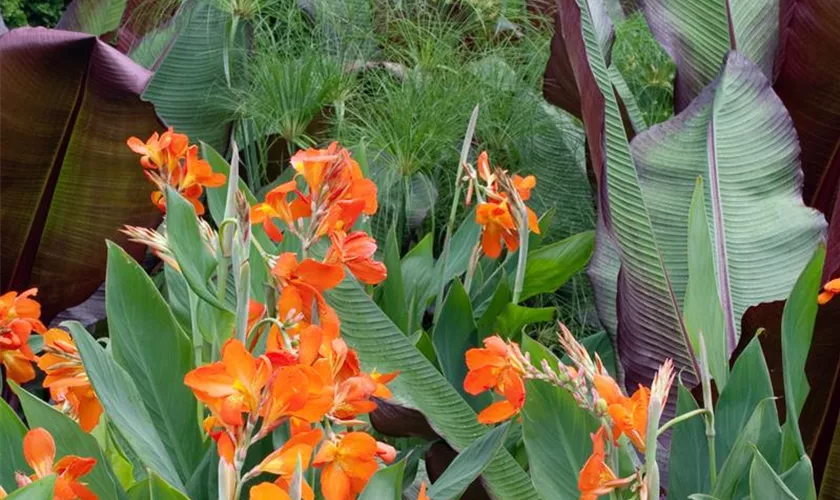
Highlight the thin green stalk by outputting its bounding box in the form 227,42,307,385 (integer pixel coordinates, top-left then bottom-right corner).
463,240,481,294
188,290,204,427
698,335,717,488
644,397,662,500
434,105,479,321
656,408,709,437
511,200,529,304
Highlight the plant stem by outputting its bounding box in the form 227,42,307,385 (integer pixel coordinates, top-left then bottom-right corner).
434,105,479,321
188,290,204,428
656,408,709,437
698,335,718,488
511,201,529,304
463,240,482,294
644,396,662,500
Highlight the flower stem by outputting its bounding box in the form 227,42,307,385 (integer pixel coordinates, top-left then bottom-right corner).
656,408,709,437
698,335,717,488
188,290,204,428
644,396,662,500
463,240,482,294
511,201,529,304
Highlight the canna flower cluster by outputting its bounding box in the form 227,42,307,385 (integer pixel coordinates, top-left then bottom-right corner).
4,428,98,499
463,151,541,259
127,127,226,215
0,288,45,383
464,324,675,499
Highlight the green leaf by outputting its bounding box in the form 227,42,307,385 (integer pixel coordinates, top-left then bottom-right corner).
325,277,539,499
410,330,438,367
56,0,127,35
164,186,229,312
439,209,481,284
401,234,436,333
713,399,781,499
5,475,55,499
683,177,728,389
780,246,824,461
10,383,123,499
359,459,406,500
0,398,27,491
779,456,816,500
0,29,161,319
127,472,191,500
476,279,512,338
493,304,554,341
715,337,779,470
142,3,239,151
520,336,600,497
750,449,798,500
427,422,511,500
105,243,205,480
609,64,648,132
70,323,186,491
667,386,710,499
432,281,487,410
518,230,594,301
378,226,408,334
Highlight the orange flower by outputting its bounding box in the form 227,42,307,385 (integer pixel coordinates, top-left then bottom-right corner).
312,432,394,500
578,427,618,500
18,428,97,500
592,374,649,451
464,336,527,424
272,253,344,340
262,364,333,430
325,231,387,285
331,375,379,422
251,180,312,242
418,482,430,500
184,339,271,428
370,369,399,399
512,174,536,201
249,483,291,500
126,127,188,171
37,329,102,432
819,278,840,305
0,288,44,384
256,428,323,500
475,201,519,259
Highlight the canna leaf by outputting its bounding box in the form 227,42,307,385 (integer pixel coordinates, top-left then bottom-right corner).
4,475,56,499
126,472,191,500
358,457,406,500
57,0,127,35
0,398,27,492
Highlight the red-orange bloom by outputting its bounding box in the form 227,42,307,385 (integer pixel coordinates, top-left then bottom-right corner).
18,428,97,500
312,432,394,500
464,336,527,424
184,339,271,428
272,253,344,341
126,127,188,171
250,180,312,242
513,174,536,201
818,278,840,305
418,482,430,500
37,329,102,432
256,428,323,500
0,288,45,384
578,427,618,500
249,483,291,500
592,374,649,451
325,231,387,285
475,201,518,259
262,364,334,431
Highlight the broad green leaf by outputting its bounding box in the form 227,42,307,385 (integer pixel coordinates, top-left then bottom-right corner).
105,243,205,479
715,337,779,470
633,51,825,355
91,422,134,490
359,459,406,500
683,177,728,389
587,214,620,337
476,279,512,338
427,422,511,500
780,246,824,461
779,456,817,500
641,0,778,110
713,399,780,499
688,495,721,500
185,445,219,500
609,64,648,132
518,230,594,301
0,398,26,491
575,0,698,392
493,304,554,341
410,330,438,367
11,383,123,499
127,472,191,500
142,3,239,151
750,449,798,500
70,323,185,491
667,386,710,499
378,226,409,334
439,209,481,283
164,186,230,312
56,0,126,35
402,234,436,333
325,277,539,499
432,281,487,409
0,29,161,319
520,336,600,497
5,475,55,499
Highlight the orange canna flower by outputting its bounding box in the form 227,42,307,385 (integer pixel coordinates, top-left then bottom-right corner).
578,427,618,500
818,278,840,305
325,231,387,285
250,180,312,243
37,329,102,432
262,364,334,431
592,374,649,451
512,174,536,201
370,369,399,399
313,432,394,500
464,336,527,424
184,339,271,428
330,375,379,422
126,127,188,172
249,483,291,500
418,482,430,500
292,143,377,218
272,253,344,341
19,428,97,500
475,201,519,259
0,288,45,384
256,428,323,500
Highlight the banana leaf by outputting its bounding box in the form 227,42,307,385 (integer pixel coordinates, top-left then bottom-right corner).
0,28,161,319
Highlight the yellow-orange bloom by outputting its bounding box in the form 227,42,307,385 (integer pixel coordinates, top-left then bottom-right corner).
325,231,387,285
418,482,430,500
256,428,323,500
475,201,540,260
272,253,344,341
593,374,649,451
250,180,312,243
37,329,102,432
464,336,527,424
818,278,840,305
312,432,394,500
0,288,45,383
578,427,618,500
18,428,97,500
249,483,291,500
262,364,333,430
126,127,188,171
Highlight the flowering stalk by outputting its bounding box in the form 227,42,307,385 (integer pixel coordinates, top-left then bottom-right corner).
698,334,717,488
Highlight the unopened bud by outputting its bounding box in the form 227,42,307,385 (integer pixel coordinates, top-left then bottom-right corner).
596,398,609,415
